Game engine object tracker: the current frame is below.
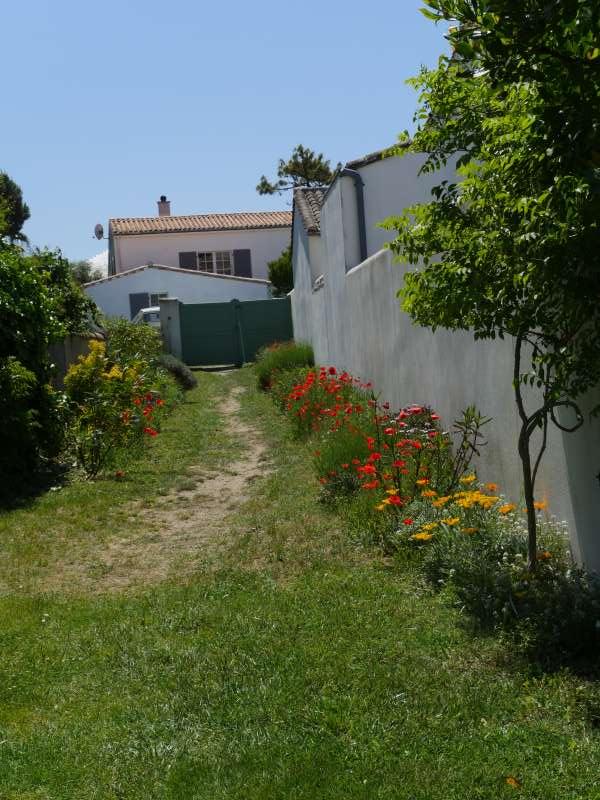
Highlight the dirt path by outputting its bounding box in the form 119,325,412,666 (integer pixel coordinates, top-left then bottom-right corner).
45,384,269,593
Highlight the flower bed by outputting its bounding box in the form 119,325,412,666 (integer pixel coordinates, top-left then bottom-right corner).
262,361,600,668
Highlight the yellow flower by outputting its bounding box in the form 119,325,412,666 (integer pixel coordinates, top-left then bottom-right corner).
411,532,434,542
88,340,105,354
421,522,439,532
459,474,477,484
375,503,386,512
441,517,460,526
106,365,123,380
485,482,499,492
533,499,548,511
461,527,479,534
386,488,399,495
415,478,429,487
499,503,517,514
432,495,451,508
505,775,522,789
421,489,437,498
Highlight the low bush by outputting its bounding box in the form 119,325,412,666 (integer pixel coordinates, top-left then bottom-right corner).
104,317,163,365
255,341,314,390
158,354,198,390
65,340,169,477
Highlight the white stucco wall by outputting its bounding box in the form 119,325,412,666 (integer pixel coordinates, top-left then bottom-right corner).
291,153,600,572
113,227,290,280
86,265,270,319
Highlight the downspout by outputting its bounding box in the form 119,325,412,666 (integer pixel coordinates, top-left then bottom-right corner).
338,167,367,264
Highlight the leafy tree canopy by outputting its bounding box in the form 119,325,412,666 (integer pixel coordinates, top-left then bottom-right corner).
384,0,600,568
70,259,103,285
0,172,30,242
268,247,293,296
257,145,338,195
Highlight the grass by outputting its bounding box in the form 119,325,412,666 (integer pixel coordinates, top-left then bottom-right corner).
1,368,600,798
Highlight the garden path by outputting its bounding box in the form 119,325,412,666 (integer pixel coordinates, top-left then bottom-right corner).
45,384,269,594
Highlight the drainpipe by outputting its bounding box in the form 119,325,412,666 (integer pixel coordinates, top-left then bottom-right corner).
338,167,367,264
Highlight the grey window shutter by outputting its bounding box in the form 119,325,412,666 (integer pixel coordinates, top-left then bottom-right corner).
129,293,149,319
233,249,252,277
179,251,197,269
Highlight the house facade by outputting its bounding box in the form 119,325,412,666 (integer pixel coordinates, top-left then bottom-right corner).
108,197,291,281
290,147,600,572
85,263,272,320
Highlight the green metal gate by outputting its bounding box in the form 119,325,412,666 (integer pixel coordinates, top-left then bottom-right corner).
179,297,293,366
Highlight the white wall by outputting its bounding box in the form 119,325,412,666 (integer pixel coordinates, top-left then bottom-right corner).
291,154,600,572
86,266,270,319
114,227,290,280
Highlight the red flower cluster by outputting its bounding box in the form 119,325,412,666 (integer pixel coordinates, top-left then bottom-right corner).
284,365,449,510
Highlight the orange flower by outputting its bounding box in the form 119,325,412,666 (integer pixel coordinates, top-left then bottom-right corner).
415,478,429,487
499,503,517,514
421,489,437,498
533,499,548,511
411,532,433,541
485,482,499,492
505,776,522,789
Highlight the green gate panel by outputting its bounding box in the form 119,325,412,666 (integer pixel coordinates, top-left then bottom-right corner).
237,297,293,361
178,296,293,366
180,302,240,366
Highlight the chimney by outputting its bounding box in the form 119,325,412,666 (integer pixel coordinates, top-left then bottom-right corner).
157,195,171,216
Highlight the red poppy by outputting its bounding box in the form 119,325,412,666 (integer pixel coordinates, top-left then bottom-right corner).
133,397,142,406
388,495,403,506
328,366,337,375
361,480,380,490
384,427,395,435
393,459,406,468
403,518,414,525
144,426,158,437
358,464,377,475
367,452,382,462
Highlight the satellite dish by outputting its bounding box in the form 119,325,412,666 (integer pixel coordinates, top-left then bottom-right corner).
94,223,104,240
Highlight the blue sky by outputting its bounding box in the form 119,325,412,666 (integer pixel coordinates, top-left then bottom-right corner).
2,1,448,262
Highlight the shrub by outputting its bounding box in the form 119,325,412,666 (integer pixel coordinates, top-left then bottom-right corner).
255,341,314,390
65,341,167,477
0,245,73,497
158,354,198,391
104,317,163,365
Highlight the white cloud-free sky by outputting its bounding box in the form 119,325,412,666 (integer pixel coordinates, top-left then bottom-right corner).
2,1,449,262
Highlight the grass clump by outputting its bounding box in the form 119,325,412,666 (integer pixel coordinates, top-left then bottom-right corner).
254,340,314,390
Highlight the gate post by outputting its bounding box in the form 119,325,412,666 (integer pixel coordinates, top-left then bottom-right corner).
232,299,246,366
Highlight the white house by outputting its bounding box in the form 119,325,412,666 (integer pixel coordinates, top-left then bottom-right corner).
290,146,600,572
108,196,291,280
86,197,292,319
85,263,272,320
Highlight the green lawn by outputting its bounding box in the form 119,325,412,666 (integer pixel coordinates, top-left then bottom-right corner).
1,369,599,799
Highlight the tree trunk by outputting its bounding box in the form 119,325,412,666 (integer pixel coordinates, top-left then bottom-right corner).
514,333,538,571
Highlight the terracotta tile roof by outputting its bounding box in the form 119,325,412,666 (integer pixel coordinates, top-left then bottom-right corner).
294,187,326,235
109,211,292,236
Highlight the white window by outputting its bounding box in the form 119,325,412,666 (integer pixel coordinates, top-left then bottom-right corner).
197,252,214,272
215,251,232,275
150,292,168,306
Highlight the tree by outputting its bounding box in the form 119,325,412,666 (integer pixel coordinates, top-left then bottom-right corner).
384,1,600,570
0,172,30,242
257,144,338,195
70,259,103,285
268,247,293,296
